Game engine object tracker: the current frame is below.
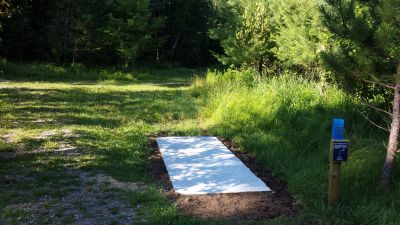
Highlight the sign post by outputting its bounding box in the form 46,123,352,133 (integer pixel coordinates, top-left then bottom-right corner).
328,119,349,204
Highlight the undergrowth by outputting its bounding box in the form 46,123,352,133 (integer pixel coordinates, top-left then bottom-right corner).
193,69,400,225
0,61,197,84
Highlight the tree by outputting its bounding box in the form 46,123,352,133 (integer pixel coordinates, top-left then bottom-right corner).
0,0,13,45
87,0,164,66
151,0,213,66
48,0,89,64
114,0,164,66
321,0,400,187
1,0,52,61
209,0,276,76
1,0,215,67
0,0,13,19
270,0,328,69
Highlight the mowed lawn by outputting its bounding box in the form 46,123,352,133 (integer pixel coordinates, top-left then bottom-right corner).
0,65,216,225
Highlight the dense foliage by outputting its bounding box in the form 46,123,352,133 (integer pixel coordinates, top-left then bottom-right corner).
1,0,163,65
209,0,330,77
0,0,333,71
0,0,215,66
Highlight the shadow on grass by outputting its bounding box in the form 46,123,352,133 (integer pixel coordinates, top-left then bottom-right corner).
205,98,400,224
0,86,199,128
0,80,206,224
0,83,201,180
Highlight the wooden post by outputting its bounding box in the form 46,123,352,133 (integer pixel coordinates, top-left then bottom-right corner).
328,139,342,204
329,118,348,204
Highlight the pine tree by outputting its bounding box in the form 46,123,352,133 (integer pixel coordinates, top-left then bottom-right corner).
321,0,400,187
48,0,89,64
209,0,276,76
87,0,164,66
270,0,328,69
0,0,12,45
151,0,213,66
1,0,52,61
113,0,162,66
47,0,164,66
0,0,13,20
0,0,14,29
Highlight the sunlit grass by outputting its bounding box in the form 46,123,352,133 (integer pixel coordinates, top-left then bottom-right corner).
0,63,211,224
194,71,400,224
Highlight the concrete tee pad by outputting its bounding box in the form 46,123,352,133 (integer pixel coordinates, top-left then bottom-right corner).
156,136,271,194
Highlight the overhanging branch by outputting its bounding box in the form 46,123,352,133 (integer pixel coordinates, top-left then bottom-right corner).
364,104,393,116
360,112,390,132
362,79,395,90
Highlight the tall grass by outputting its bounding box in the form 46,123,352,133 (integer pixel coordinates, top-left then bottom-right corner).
194,69,400,224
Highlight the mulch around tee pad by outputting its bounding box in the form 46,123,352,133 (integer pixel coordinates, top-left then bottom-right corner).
148,135,300,221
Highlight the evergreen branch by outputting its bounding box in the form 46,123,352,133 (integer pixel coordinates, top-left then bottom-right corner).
364,104,393,116
362,79,395,90
360,112,390,132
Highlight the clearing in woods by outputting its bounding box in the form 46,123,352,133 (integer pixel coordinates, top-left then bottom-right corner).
0,67,296,224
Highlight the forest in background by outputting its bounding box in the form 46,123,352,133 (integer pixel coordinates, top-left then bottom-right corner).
0,0,217,66
1,0,398,81
1,0,400,185
1,0,400,224
1,0,400,188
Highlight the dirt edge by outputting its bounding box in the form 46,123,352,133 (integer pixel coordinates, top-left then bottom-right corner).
147,135,301,221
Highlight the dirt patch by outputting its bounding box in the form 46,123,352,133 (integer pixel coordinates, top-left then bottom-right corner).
0,129,81,159
35,130,58,139
1,132,17,143
62,128,80,138
148,136,300,220
88,174,146,192
0,169,137,225
35,128,78,139
0,144,79,159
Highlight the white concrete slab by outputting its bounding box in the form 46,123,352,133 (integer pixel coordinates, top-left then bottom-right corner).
156,136,271,194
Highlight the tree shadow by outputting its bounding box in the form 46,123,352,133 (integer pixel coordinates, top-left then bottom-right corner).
204,98,397,219
0,84,201,182
0,86,199,128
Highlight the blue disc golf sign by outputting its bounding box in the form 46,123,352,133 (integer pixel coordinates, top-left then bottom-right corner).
332,141,349,162
332,118,345,140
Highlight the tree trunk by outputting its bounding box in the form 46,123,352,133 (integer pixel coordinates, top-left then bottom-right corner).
381,63,400,188
171,29,182,59
63,1,69,51
72,39,77,66
71,18,81,66
257,58,264,80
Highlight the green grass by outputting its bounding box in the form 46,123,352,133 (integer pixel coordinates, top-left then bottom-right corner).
0,61,198,84
193,70,400,224
1,62,399,224
0,62,209,224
